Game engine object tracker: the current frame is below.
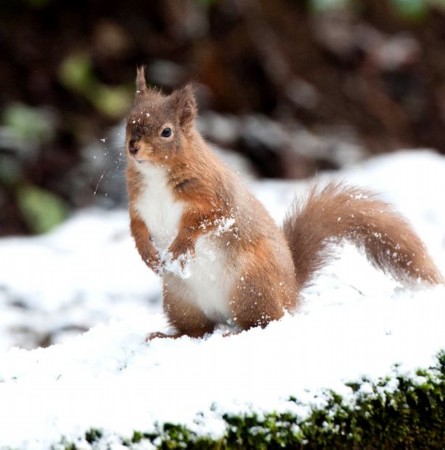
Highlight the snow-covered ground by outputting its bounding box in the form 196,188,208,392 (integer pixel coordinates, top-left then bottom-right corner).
0,150,445,449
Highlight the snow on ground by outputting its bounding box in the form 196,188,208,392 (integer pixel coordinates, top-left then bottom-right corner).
0,150,445,448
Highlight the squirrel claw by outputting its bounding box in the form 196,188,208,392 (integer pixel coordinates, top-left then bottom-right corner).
222,329,243,338
146,331,183,341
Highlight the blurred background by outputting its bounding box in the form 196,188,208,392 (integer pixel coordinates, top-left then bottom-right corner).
2,0,445,236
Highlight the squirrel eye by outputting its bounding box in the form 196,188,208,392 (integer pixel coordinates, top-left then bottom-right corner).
161,127,172,138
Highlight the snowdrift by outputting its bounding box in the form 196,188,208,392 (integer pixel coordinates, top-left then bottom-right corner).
0,150,444,449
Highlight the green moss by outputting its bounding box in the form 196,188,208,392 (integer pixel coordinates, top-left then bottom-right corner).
58,351,445,449
85,428,103,444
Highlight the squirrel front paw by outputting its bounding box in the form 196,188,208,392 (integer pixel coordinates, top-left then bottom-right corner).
168,238,195,262
160,249,193,279
143,251,163,275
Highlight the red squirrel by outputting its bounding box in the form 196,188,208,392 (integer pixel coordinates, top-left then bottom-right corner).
125,67,443,339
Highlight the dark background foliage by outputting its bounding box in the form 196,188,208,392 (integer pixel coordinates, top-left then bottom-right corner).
1,0,445,235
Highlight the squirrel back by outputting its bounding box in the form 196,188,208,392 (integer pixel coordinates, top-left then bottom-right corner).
125,67,443,339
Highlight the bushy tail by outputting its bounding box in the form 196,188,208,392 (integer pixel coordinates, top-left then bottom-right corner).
282,181,443,288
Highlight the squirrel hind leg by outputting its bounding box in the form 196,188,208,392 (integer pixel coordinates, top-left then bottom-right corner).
229,264,298,331
162,284,216,338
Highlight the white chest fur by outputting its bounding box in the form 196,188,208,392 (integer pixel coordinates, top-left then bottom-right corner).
134,163,184,250
134,162,235,322
184,236,233,321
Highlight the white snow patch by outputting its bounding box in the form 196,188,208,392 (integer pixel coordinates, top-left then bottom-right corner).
159,249,192,279
0,150,444,448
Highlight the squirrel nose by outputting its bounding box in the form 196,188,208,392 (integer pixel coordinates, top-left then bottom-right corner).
129,139,139,155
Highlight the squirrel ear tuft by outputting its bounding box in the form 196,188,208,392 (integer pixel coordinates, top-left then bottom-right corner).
135,66,148,95
172,84,197,130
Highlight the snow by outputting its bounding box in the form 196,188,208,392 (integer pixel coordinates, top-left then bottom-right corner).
1,150,445,448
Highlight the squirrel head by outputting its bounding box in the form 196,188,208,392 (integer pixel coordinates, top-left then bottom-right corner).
126,66,198,166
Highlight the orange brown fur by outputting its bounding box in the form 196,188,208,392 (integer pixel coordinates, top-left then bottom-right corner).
125,67,443,340
283,182,444,287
